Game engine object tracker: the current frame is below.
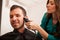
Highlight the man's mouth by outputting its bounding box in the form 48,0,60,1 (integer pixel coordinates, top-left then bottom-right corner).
12,22,19,25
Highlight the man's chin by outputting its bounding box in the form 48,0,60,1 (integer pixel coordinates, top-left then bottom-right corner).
13,25,24,30
14,27,20,30
12,22,24,30
13,26,20,29
14,27,23,30
12,25,19,29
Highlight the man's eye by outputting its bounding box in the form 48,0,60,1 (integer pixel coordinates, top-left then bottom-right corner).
16,14,21,17
10,15,13,18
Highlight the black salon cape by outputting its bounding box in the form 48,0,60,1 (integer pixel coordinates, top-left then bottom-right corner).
0,28,41,40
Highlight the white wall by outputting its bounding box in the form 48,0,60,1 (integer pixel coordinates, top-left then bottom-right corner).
1,0,47,35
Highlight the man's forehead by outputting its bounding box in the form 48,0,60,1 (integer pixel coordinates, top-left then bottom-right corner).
10,8,24,14
11,8,23,12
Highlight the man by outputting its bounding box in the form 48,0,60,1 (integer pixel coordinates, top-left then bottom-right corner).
0,5,41,40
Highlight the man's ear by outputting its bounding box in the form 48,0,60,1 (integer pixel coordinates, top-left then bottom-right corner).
24,16,29,22
24,16,32,22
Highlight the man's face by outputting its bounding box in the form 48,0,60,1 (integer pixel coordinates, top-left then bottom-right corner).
10,8,24,29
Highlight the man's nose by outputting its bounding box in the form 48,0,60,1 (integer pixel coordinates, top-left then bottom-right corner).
12,16,17,21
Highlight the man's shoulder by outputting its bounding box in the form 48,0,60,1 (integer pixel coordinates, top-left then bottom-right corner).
0,31,14,40
0,31,13,37
25,29,36,36
25,29,42,40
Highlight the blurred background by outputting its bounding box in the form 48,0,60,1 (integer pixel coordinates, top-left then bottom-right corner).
1,0,47,35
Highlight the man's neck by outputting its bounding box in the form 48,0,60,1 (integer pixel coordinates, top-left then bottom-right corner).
18,26,25,33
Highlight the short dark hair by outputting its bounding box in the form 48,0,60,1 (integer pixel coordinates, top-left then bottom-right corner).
10,5,27,16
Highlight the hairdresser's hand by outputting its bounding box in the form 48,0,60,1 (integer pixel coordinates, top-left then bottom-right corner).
25,22,40,30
